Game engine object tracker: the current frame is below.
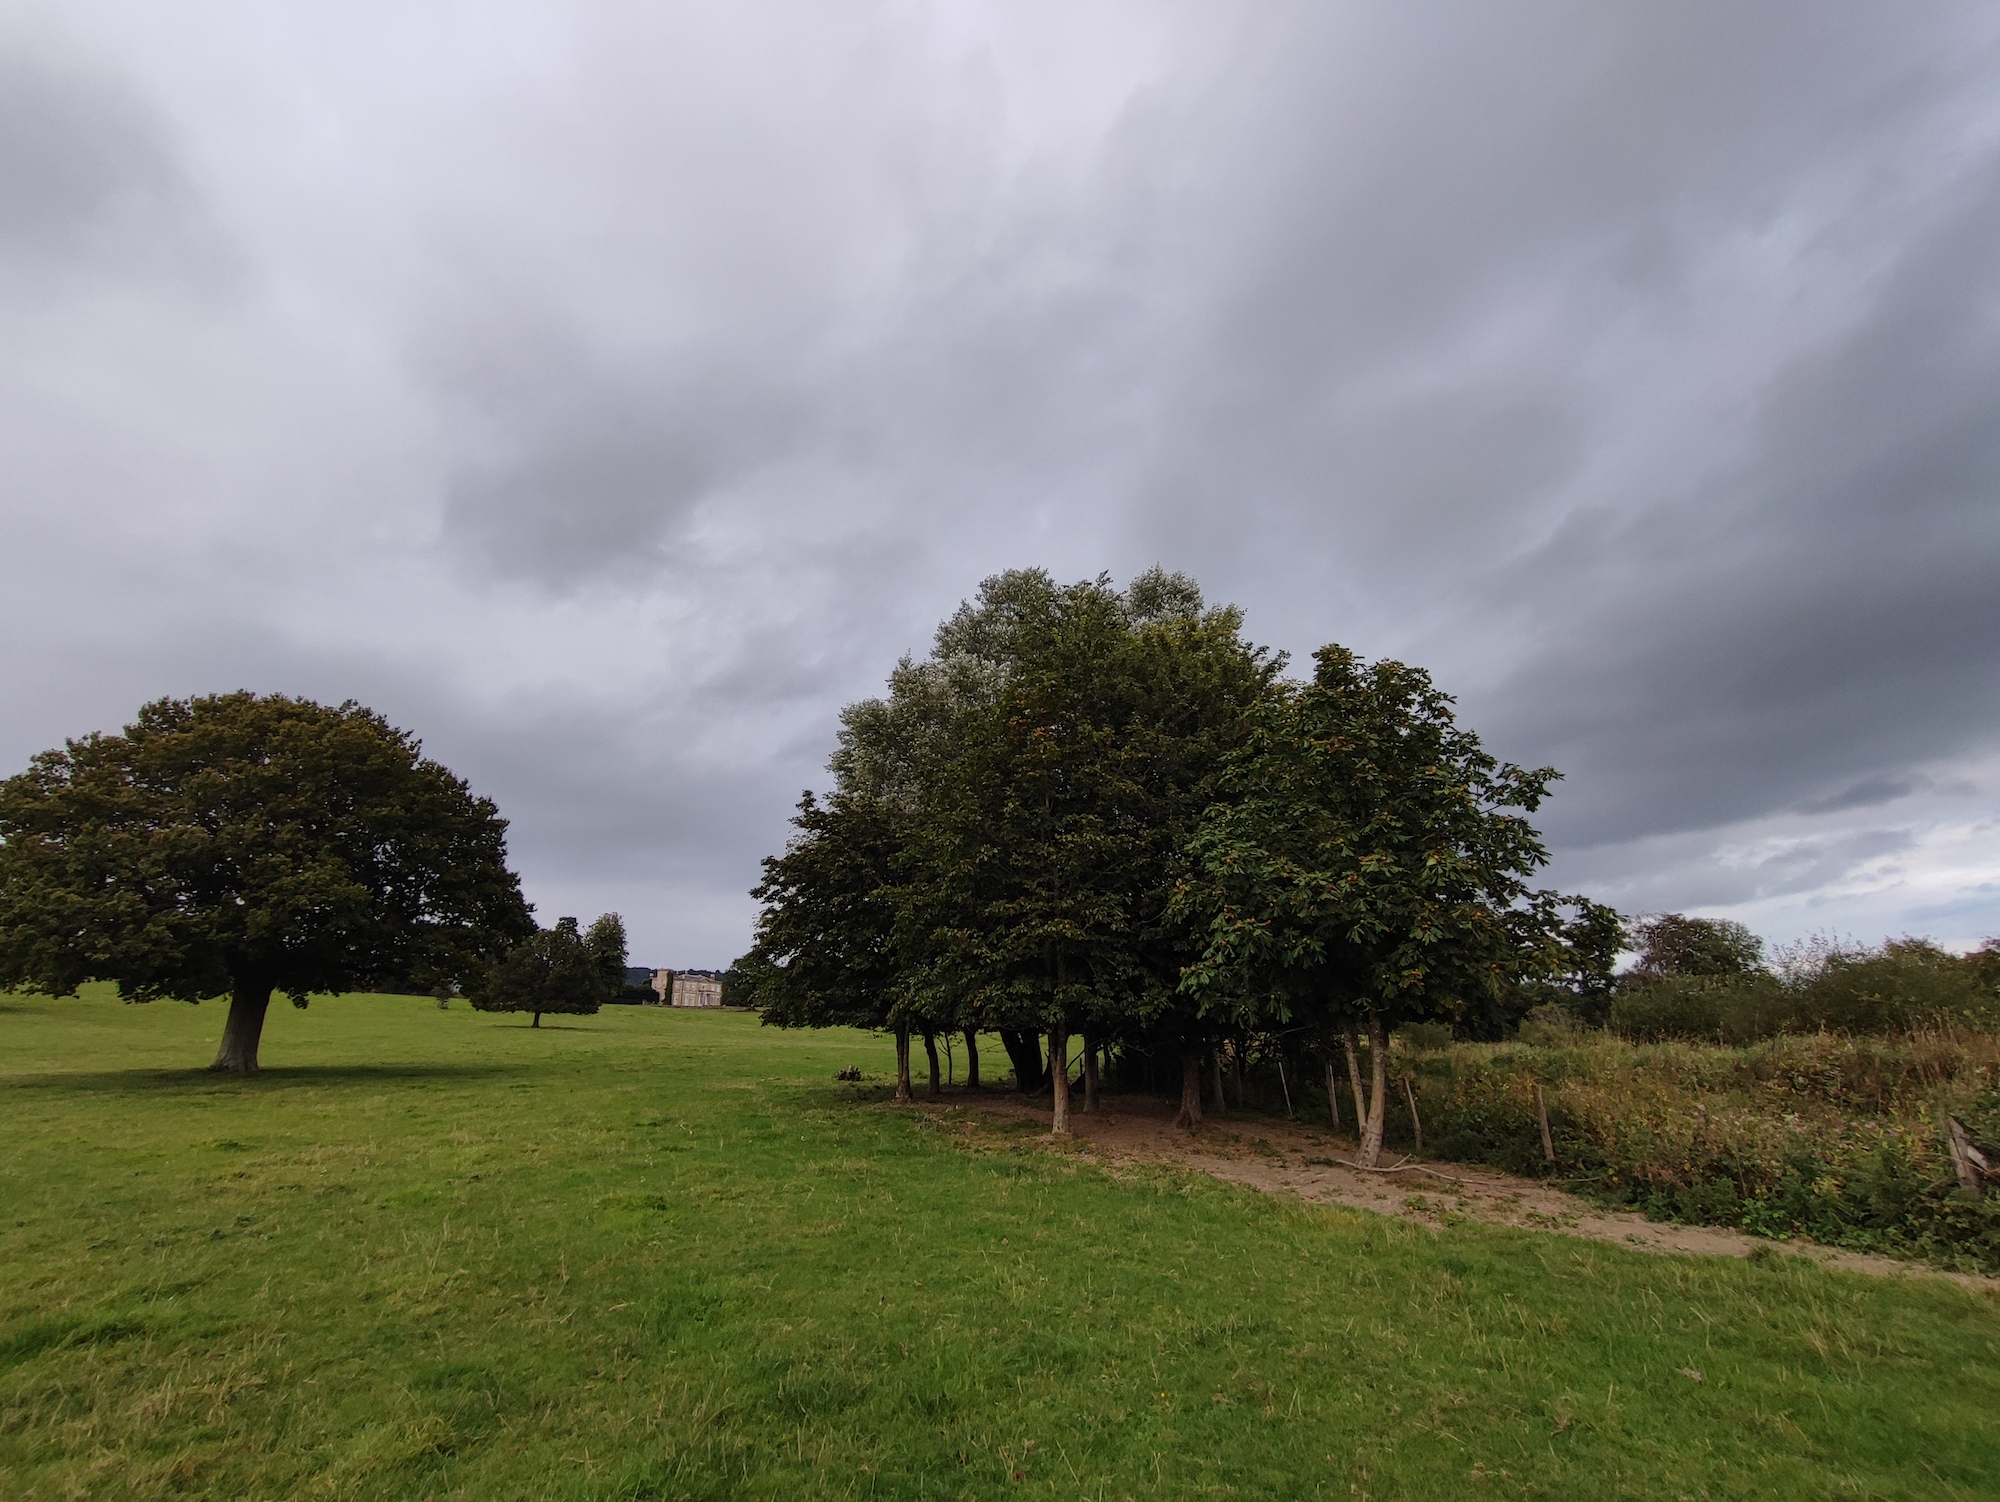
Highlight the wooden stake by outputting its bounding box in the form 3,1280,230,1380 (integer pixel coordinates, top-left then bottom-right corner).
1326,1059,1341,1131
1535,1082,1557,1164
1947,1117,1989,1194
1278,1056,1294,1118
1402,1075,1423,1155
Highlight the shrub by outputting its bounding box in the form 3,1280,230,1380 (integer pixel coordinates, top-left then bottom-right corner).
1399,1021,1454,1052
1608,936,2000,1044
1794,939,1998,1034
1609,972,1792,1043
1515,1003,1581,1047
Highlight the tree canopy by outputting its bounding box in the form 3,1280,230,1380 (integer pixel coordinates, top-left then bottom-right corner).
468,916,608,1027
1173,645,1614,1158
0,692,533,1070
1625,913,1765,978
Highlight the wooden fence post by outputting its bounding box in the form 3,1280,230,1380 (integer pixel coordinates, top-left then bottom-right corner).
1947,1117,1989,1194
1534,1082,1557,1165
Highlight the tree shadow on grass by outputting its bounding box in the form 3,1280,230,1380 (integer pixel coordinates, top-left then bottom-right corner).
0,1062,536,1096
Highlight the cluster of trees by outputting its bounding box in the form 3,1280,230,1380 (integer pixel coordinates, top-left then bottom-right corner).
1597,914,2000,1043
738,569,1617,1163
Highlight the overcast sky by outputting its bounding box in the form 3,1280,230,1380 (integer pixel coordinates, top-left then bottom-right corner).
5,2,1999,967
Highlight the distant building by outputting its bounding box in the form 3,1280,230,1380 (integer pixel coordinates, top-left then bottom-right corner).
648,968,724,1007
672,971,723,1007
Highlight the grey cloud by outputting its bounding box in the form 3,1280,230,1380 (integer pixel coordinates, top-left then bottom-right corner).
1480,149,2000,849
1752,829,1914,899
441,378,808,588
0,33,232,291
1907,888,2000,927
1798,777,1918,815
4,1,2000,963
1546,819,1919,917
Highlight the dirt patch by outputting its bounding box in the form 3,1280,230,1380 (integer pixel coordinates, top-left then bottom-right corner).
922,1088,1998,1291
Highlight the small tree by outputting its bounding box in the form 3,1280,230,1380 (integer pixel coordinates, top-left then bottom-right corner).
468,917,605,1027
0,693,531,1071
585,913,629,996
721,947,780,1010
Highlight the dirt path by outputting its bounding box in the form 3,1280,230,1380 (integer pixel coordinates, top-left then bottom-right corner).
929,1089,1997,1292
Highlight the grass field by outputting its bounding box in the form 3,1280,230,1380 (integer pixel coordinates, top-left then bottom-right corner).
3,993,1998,1500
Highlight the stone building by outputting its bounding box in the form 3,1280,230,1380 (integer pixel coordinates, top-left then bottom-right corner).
672,972,723,1007
648,969,723,1007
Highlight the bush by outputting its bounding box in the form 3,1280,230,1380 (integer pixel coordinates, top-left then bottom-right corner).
1399,1021,1454,1051
1515,1003,1581,1047
1608,936,2000,1044
1610,972,1792,1043
1795,939,1997,1033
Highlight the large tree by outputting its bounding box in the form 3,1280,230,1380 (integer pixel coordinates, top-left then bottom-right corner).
0,693,532,1071
922,573,1148,1132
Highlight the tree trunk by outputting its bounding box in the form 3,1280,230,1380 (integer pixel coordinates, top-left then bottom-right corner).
210,980,273,1073
1174,1047,1203,1130
1082,1033,1099,1112
964,1030,980,1089
1356,1009,1390,1167
532,1011,541,1028
923,1030,942,1097
1210,1052,1227,1114
1000,1029,1044,1093
1049,1027,1071,1134
1232,1045,1245,1110
1325,1058,1341,1130
894,1024,913,1103
1344,1028,1367,1140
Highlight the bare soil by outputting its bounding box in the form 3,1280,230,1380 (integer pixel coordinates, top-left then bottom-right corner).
927,1087,1998,1291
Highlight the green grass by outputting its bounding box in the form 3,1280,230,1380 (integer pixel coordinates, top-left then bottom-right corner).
3,992,1997,1500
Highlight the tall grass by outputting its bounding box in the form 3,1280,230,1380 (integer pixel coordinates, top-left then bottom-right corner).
1397,1029,2000,1271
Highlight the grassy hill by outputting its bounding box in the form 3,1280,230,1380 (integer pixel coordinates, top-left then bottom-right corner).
3,991,1997,1499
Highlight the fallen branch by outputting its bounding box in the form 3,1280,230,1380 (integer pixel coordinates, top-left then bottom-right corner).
1329,1157,1470,1186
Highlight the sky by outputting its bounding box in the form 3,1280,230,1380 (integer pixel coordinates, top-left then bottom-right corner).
4,2,1999,968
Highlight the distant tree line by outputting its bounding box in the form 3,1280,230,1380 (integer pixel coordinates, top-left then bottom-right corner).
1573,913,2000,1044
734,569,1617,1163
